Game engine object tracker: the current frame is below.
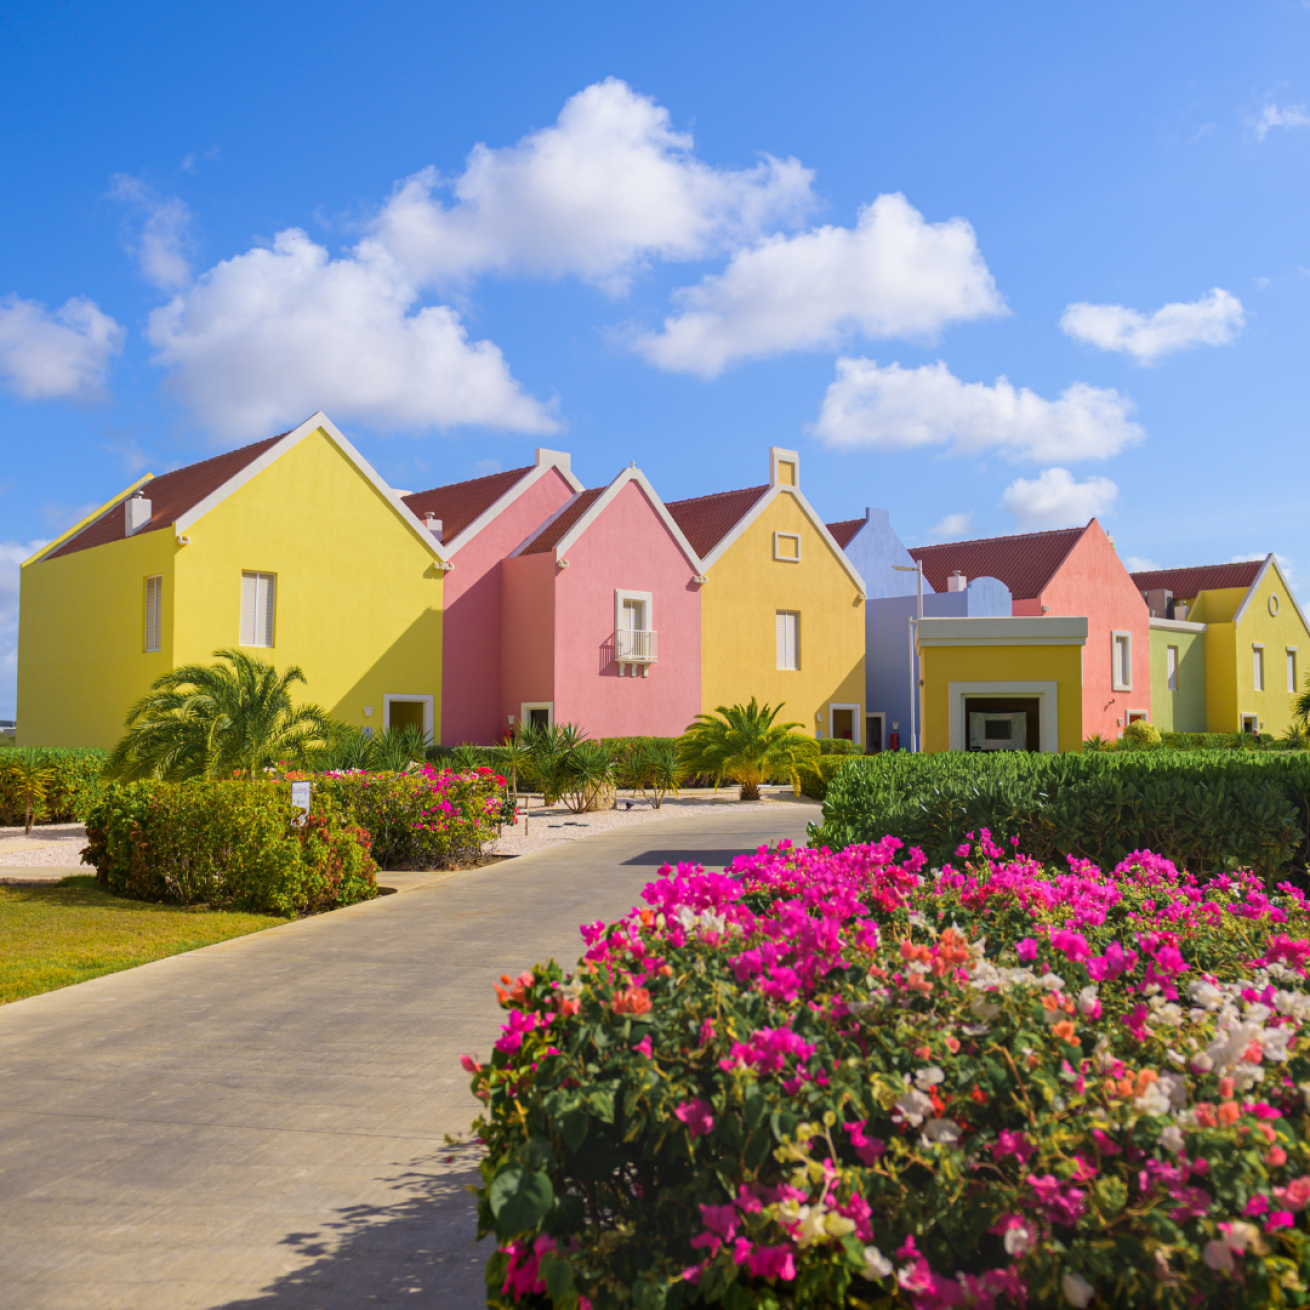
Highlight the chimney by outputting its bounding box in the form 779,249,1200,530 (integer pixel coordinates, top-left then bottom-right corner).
1174,602,1189,622
125,491,152,536
1144,588,1172,619
946,570,967,593
424,513,443,540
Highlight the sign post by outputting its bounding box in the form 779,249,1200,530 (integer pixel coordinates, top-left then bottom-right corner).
291,781,312,827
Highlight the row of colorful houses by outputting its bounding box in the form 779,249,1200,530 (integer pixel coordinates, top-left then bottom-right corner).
16,412,1309,753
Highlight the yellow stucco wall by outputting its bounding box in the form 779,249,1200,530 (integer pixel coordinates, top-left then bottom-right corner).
1222,565,1309,735
18,427,444,748
919,643,1084,753
700,490,865,740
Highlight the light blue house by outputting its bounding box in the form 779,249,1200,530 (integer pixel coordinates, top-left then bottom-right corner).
828,509,1011,751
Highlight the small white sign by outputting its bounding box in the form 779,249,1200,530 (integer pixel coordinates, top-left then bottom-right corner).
291,781,311,826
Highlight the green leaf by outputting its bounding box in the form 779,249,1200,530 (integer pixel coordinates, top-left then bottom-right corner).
543,1253,575,1299
488,1164,554,1239
632,1276,667,1310
559,1106,589,1152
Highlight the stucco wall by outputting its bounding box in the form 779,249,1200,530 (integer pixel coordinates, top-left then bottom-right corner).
1038,522,1150,739
1229,566,1310,735
550,480,702,738
842,509,936,600
919,643,1084,753
1148,627,1207,732
440,468,575,745
701,490,864,741
500,552,557,727
18,527,177,747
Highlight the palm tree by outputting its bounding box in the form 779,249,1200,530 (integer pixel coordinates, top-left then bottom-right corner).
679,698,819,801
1296,673,1310,735
3,747,55,834
106,649,332,781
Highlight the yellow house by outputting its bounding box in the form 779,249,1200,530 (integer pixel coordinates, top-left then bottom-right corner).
1132,556,1310,736
916,616,1087,753
18,412,447,749
666,448,867,743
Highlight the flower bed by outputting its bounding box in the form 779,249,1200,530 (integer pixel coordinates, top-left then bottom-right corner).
469,832,1310,1308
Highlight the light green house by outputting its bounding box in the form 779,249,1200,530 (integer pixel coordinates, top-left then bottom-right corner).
1147,618,1207,731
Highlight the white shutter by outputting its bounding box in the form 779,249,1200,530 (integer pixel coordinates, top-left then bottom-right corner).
776,611,798,670
1289,650,1298,694
1253,647,1264,691
1166,645,1178,692
144,576,162,652
241,573,257,645
776,612,787,669
241,572,276,647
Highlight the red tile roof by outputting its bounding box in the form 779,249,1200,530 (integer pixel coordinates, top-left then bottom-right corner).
521,487,605,555
665,485,769,558
826,517,865,550
47,434,286,560
402,466,534,545
1129,560,1264,599
909,526,1085,599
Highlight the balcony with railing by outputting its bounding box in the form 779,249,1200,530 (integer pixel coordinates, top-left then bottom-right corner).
615,628,657,674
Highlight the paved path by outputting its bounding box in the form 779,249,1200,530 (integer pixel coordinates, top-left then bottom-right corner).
0,803,814,1310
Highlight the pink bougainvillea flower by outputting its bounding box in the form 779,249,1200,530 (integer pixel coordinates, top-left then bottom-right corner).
746,1245,796,1281
1016,937,1038,962
674,1098,714,1137
632,1035,653,1058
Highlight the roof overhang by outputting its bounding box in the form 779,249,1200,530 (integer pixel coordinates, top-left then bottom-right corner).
443,449,584,558
24,474,156,566
1232,553,1310,633
916,616,1088,648
1150,617,1207,634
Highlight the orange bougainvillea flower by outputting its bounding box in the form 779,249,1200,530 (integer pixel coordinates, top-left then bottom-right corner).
1218,1101,1241,1126
1052,1020,1077,1043
612,985,652,1017
495,970,534,1005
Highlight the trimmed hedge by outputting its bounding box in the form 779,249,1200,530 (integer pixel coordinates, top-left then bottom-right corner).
0,748,108,825
83,780,378,915
813,750,1310,881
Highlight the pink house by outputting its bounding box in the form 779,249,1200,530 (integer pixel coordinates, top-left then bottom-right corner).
501,467,704,738
402,451,581,745
909,520,1151,740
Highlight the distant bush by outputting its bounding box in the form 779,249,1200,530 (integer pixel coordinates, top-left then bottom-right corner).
1121,719,1163,749
818,737,862,756
83,779,378,915
0,748,108,827
814,750,1310,881
798,755,856,802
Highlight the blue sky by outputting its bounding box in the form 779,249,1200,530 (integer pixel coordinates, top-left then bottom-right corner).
3,1,1309,716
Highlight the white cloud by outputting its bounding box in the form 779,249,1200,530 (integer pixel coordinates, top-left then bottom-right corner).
1060,288,1244,364
1125,555,1162,573
633,194,1003,376
811,357,1143,462
927,511,975,542
1001,468,1118,531
0,539,47,719
0,295,124,400
146,228,559,441
367,78,814,293
1255,103,1310,140
110,175,194,291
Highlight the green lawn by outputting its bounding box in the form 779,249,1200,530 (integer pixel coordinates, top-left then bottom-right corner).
0,876,289,1004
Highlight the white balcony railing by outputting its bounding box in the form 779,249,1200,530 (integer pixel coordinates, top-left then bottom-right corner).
616,628,657,664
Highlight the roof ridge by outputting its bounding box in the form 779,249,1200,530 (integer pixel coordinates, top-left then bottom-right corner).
1129,558,1266,578
665,483,769,508
144,430,288,483
911,523,1085,553
405,463,535,501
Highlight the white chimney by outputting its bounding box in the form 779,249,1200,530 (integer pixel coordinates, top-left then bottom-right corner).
424,513,443,539
125,491,152,536
946,570,967,593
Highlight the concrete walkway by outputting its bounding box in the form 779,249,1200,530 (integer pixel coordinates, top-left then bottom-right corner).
0,804,814,1310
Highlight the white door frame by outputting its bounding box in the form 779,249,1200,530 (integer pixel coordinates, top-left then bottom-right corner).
864,711,886,753
948,681,1060,753
521,701,554,730
383,693,434,743
828,702,862,747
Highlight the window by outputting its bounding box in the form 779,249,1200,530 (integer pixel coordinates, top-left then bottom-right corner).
1253,645,1265,692
776,611,799,671
144,575,162,653
1166,645,1178,692
1112,632,1132,691
772,531,801,562
240,571,276,647
1290,649,1299,694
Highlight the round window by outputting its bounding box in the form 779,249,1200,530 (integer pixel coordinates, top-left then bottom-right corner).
1270,593,1281,617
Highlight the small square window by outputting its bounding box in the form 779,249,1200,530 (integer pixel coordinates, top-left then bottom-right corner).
773,531,801,562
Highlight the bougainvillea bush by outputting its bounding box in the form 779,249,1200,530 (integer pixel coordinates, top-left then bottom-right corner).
468,832,1310,1309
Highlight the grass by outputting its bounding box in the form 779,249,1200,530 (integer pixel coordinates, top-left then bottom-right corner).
0,875,289,1004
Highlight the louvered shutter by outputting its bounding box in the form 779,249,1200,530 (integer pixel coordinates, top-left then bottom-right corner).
776,611,798,670
240,572,276,647
144,576,162,652
241,573,258,645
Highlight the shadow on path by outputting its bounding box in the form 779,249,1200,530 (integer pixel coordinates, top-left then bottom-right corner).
216,1142,492,1310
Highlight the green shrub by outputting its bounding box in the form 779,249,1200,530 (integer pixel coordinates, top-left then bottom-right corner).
814,750,1310,881
82,780,378,915
0,747,108,826
1121,719,1162,749
798,755,854,802
817,737,862,756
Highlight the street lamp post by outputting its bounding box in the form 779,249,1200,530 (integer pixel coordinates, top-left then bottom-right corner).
892,560,924,752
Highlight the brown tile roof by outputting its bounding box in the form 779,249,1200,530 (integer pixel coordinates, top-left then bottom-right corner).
909,525,1085,599
521,487,605,555
47,434,286,560
1129,560,1264,599
664,485,769,558
826,517,865,550
402,465,534,544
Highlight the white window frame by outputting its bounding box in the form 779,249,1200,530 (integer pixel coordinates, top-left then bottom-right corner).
828,702,862,747
240,571,277,648
1289,647,1299,694
864,712,886,754
613,588,653,636
948,681,1060,754
1253,643,1265,692
144,574,163,653
1126,709,1149,725
1166,644,1178,692
383,694,434,744
1241,713,1259,735
772,531,802,563
776,610,800,671
520,701,554,731
1111,631,1133,692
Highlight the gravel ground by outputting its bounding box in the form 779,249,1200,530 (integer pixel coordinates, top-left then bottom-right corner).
0,790,817,870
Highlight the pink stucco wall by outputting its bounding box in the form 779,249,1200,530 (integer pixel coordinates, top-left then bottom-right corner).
441,469,575,745
500,551,558,732
1036,521,1152,740
550,480,702,738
